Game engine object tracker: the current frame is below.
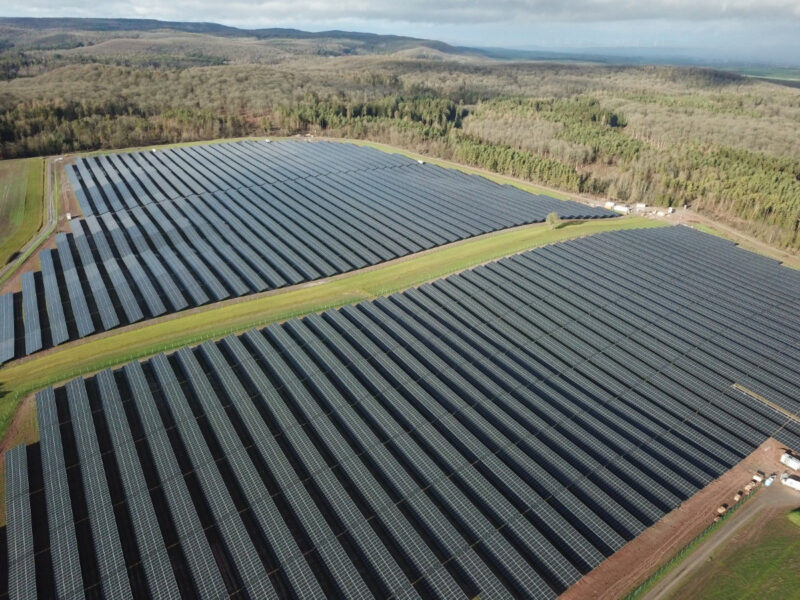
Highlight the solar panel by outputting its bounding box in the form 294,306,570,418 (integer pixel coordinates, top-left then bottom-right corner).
39,249,69,346
65,377,133,599
64,164,92,215
56,232,95,338
244,330,421,599
122,361,229,599
70,219,120,331
0,292,15,363
36,387,85,599
5,446,36,600
149,353,274,598
21,271,42,355
83,216,144,324
95,369,181,600
191,343,326,599
222,333,374,600
9,154,800,600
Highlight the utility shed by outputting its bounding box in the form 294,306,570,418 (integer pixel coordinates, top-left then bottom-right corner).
780,453,800,471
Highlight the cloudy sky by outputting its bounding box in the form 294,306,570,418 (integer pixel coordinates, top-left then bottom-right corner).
5,0,800,64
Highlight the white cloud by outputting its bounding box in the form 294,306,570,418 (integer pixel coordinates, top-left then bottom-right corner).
4,0,800,26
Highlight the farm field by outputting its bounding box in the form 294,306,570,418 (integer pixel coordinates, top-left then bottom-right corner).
0,158,44,269
3,225,800,599
652,486,800,600
0,139,613,364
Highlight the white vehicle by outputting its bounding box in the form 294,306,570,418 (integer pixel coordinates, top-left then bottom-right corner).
765,474,776,487
780,452,800,471
781,473,800,492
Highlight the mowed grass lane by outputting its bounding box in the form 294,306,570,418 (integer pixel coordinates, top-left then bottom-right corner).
0,157,44,268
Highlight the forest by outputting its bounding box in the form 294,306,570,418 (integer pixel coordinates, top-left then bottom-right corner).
1,19,799,249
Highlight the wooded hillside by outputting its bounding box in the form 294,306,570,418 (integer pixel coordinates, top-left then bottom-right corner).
1,18,799,249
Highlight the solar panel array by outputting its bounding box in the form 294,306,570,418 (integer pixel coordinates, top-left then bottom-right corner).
0,140,614,365
3,225,799,599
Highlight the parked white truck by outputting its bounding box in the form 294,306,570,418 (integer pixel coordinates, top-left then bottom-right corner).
780,473,800,492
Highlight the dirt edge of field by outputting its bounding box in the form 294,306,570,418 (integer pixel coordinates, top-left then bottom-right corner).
559,437,790,600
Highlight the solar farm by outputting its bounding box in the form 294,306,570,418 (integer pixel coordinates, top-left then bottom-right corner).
0,140,613,365
3,222,800,599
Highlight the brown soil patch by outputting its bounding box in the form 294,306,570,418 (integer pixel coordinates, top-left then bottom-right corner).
559,438,792,600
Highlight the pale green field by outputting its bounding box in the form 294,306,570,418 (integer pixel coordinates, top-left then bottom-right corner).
0,157,44,268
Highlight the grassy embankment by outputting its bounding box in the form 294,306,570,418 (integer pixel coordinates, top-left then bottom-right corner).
0,157,44,268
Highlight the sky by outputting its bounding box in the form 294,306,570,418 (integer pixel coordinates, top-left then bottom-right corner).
5,0,800,65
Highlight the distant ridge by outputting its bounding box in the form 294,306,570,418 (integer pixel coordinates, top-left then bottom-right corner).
0,16,460,53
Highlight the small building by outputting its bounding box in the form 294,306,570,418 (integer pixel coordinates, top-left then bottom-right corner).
780,452,800,471
613,204,631,214
752,471,765,483
604,201,615,210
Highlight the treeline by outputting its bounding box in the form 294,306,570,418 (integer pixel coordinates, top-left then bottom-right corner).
1,71,798,249
274,95,466,132
0,100,252,155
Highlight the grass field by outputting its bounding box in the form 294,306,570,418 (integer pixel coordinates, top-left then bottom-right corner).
664,505,800,600
0,216,662,449
0,157,44,268
729,66,800,81
789,509,800,528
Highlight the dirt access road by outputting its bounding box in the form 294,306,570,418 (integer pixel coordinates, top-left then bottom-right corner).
0,157,63,292
642,482,800,600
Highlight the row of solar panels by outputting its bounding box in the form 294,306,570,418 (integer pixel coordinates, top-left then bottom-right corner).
66,140,611,221
0,142,613,365
67,141,413,216
3,226,799,599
